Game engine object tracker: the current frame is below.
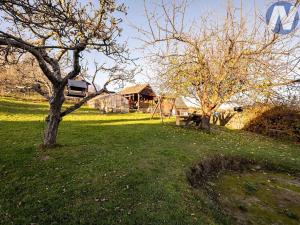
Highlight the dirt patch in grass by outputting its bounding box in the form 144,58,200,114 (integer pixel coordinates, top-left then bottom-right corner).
187,155,300,225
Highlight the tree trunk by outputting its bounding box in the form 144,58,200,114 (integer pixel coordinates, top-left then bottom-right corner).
200,113,211,131
43,89,64,148
198,92,213,132
219,112,235,126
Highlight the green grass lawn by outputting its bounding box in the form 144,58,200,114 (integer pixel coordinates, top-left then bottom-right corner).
0,97,299,225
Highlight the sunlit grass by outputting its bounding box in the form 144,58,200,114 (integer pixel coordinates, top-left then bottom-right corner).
0,97,299,225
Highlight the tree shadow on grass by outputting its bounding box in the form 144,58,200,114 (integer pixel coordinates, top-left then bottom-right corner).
1,119,299,163
0,120,203,224
1,119,300,225
0,99,49,114
0,99,158,120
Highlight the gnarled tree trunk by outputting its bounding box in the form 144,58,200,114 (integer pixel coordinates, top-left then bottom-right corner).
200,113,211,131
199,96,213,131
43,88,65,147
219,112,235,126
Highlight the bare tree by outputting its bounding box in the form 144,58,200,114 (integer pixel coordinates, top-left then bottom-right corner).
0,0,135,147
140,0,300,131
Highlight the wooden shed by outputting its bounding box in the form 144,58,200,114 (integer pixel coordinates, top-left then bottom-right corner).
119,84,156,112
88,93,129,113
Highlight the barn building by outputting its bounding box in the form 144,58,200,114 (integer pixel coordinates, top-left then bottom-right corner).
88,84,157,113
88,84,190,115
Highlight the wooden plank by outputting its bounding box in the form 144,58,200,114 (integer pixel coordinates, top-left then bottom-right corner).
137,93,140,111
151,101,159,119
159,97,164,123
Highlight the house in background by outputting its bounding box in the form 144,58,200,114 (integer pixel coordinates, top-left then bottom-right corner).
88,84,157,113
119,84,156,112
88,84,191,115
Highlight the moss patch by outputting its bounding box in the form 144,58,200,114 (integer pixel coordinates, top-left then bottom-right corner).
215,172,300,225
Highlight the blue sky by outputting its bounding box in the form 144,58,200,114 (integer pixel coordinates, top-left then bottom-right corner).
1,0,281,90
90,0,272,90
0,0,273,90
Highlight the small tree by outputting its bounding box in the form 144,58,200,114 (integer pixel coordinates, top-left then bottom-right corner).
0,0,135,147
141,0,300,130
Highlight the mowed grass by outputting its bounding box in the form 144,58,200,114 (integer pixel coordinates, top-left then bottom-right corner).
0,97,299,225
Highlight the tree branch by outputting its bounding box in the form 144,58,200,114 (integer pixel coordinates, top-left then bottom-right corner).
61,44,86,87
60,88,108,117
0,38,59,85
32,83,50,100
60,72,128,117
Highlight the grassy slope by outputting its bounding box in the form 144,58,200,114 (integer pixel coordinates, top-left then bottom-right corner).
0,97,299,225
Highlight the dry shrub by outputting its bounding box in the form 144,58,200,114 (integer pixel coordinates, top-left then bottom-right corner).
244,106,300,142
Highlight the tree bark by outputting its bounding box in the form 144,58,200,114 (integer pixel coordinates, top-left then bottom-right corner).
219,112,235,126
43,88,65,148
200,113,211,131
199,98,212,131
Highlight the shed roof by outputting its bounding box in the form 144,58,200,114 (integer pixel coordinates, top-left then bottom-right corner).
68,79,89,89
119,84,156,97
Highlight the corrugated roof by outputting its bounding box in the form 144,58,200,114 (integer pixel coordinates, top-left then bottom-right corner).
119,84,155,96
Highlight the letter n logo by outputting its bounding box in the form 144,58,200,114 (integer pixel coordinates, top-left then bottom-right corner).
266,1,299,34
